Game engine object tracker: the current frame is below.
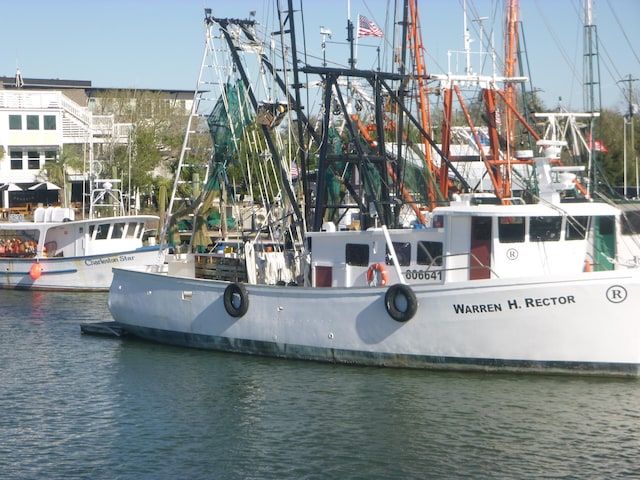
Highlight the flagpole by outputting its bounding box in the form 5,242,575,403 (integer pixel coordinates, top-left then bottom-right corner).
347,1,355,69
355,14,359,68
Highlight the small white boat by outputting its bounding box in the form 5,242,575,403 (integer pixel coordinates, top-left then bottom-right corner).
0,180,162,291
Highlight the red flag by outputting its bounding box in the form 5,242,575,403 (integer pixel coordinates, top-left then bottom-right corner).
357,14,383,38
587,133,608,153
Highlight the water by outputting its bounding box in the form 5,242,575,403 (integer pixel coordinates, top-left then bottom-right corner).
1,291,639,480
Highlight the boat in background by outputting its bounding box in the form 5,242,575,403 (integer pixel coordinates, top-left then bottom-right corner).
105,2,640,376
0,178,162,290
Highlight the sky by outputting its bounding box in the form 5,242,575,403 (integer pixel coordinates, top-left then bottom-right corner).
1,0,638,112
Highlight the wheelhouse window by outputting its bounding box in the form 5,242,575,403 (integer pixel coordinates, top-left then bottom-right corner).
386,242,411,266
621,210,640,236
498,217,525,243
566,216,589,240
9,115,22,130
529,216,562,241
417,241,443,266
26,115,39,130
112,223,125,239
95,224,110,240
125,223,137,239
345,243,369,266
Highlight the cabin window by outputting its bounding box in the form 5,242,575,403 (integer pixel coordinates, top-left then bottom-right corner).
136,222,144,238
345,243,369,266
417,241,443,266
529,216,562,241
0,229,40,257
621,210,640,235
125,223,137,239
386,242,411,266
498,216,525,243
112,223,125,239
95,224,110,240
566,216,589,240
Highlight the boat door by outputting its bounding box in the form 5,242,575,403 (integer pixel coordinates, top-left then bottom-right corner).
470,217,492,279
593,216,615,271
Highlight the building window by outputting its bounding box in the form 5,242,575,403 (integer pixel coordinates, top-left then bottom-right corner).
9,115,22,130
10,151,23,170
27,151,40,170
44,150,58,161
44,115,56,130
27,115,39,130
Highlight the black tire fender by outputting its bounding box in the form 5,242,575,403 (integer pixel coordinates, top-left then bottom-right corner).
223,283,249,317
384,284,418,322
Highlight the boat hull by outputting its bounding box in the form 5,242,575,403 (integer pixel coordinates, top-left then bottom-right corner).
108,267,640,376
1,247,163,291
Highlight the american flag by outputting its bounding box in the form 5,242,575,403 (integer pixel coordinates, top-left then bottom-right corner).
290,162,299,178
357,14,383,38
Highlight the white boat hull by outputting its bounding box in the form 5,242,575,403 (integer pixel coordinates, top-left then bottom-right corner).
1,247,162,291
108,267,640,376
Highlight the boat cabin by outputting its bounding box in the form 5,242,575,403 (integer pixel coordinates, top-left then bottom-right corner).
307,194,622,288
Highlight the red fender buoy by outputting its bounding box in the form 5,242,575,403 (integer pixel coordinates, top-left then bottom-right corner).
29,263,43,280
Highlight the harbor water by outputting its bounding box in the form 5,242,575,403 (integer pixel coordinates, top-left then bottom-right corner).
1,290,639,479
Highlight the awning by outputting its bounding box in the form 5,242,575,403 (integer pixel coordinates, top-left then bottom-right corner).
29,181,61,191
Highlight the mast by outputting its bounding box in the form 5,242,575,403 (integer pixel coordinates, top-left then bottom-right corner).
583,0,602,193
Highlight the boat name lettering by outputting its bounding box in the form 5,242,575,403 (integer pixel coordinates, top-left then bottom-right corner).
453,303,502,314
454,295,576,314
522,296,575,308
404,269,442,281
84,255,135,267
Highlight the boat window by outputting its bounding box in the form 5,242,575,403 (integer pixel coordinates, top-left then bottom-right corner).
621,210,640,236
89,225,95,237
417,241,443,266
498,217,525,243
472,217,492,241
345,243,369,266
136,223,144,238
529,216,562,242
597,216,615,236
386,242,411,266
125,223,137,239
95,224,110,240
0,229,40,257
112,223,125,239
566,216,589,240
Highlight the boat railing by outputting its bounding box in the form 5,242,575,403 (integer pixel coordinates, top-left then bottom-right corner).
419,252,499,280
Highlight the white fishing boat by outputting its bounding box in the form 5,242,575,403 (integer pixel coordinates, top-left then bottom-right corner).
0,179,162,290
107,3,640,376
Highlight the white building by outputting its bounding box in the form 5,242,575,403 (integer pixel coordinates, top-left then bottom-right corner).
0,75,192,210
